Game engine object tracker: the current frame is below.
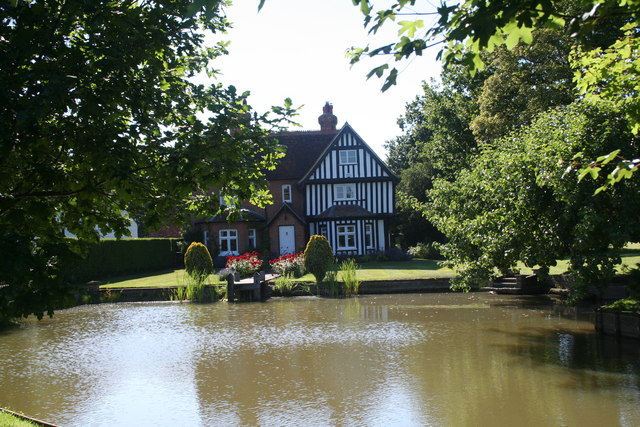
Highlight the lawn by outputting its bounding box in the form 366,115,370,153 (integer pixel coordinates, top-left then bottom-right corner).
295,259,455,282
101,244,640,289
101,269,222,289
0,410,40,427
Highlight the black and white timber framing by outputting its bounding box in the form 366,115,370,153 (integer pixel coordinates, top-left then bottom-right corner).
300,124,398,255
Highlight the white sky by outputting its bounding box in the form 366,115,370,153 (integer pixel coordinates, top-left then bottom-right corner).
211,0,443,159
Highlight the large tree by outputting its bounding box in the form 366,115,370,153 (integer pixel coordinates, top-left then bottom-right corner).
0,0,292,322
428,102,640,298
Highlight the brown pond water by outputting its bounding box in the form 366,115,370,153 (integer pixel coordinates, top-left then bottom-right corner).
0,293,638,427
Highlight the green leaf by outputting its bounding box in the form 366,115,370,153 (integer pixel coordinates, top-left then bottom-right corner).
397,20,424,38
366,64,389,80
596,149,620,165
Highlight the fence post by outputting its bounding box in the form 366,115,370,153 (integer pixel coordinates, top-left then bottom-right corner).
226,274,235,302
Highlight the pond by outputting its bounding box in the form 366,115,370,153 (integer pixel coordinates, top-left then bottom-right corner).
0,293,639,426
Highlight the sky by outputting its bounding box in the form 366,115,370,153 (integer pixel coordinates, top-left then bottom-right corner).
210,0,443,159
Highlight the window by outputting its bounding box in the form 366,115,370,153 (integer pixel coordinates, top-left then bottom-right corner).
339,150,357,165
364,224,374,249
319,225,328,237
203,231,210,247
335,183,356,200
219,195,227,207
248,228,257,249
337,224,356,250
282,184,292,203
219,229,238,255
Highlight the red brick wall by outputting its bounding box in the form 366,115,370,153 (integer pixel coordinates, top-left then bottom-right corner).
268,213,307,255
266,180,305,218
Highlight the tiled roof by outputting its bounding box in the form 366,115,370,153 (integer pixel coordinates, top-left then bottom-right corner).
266,130,338,180
316,205,374,219
195,208,266,224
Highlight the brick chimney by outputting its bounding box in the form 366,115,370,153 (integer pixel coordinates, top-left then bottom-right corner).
318,102,337,132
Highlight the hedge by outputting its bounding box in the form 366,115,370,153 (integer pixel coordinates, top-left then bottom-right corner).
66,238,182,283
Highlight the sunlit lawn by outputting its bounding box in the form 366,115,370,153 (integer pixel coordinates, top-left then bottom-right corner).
0,411,39,427
101,269,222,289
101,244,640,289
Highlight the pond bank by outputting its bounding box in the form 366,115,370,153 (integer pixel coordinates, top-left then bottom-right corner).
89,277,455,303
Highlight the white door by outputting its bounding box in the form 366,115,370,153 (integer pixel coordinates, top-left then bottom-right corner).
279,226,295,255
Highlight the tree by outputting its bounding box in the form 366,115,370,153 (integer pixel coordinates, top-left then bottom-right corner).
384,65,483,246
350,0,639,184
348,0,639,89
427,101,640,299
0,0,293,322
470,28,577,144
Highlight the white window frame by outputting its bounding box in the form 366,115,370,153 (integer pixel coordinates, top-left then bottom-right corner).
219,195,227,207
219,229,238,255
339,149,357,165
364,224,374,249
248,228,257,249
319,225,328,237
334,183,356,201
337,224,357,250
282,184,292,203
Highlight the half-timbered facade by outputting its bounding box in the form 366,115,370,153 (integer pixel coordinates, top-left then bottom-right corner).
194,103,398,258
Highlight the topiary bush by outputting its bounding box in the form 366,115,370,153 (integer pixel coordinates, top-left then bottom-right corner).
184,242,213,281
304,235,335,283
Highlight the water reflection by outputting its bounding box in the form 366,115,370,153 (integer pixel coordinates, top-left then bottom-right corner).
0,294,638,426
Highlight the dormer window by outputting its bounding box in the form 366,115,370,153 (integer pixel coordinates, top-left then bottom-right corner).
282,184,292,203
339,150,357,165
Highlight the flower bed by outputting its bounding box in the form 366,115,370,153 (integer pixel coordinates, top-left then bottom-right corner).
270,252,305,277
226,252,262,277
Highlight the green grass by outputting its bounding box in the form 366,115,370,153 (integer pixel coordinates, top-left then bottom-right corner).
100,243,640,289
101,269,222,289
0,411,40,427
296,259,455,282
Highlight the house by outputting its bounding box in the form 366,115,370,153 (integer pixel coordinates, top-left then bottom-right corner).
194,103,398,258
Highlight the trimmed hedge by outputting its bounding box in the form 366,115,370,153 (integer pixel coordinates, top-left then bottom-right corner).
66,238,182,283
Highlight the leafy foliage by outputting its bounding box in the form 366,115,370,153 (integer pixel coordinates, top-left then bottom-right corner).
0,0,293,321
602,297,640,313
303,235,335,284
184,242,213,281
348,0,639,90
66,238,181,282
427,102,640,297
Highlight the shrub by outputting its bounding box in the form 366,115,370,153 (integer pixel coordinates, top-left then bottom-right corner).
304,235,335,283
66,238,181,282
270,252,305,277
602,297,640,313
384,247,412,261
184,242,213,281
407,242,444,260
226,251,262,276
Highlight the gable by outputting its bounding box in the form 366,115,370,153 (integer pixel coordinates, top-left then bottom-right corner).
299,124,398,183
